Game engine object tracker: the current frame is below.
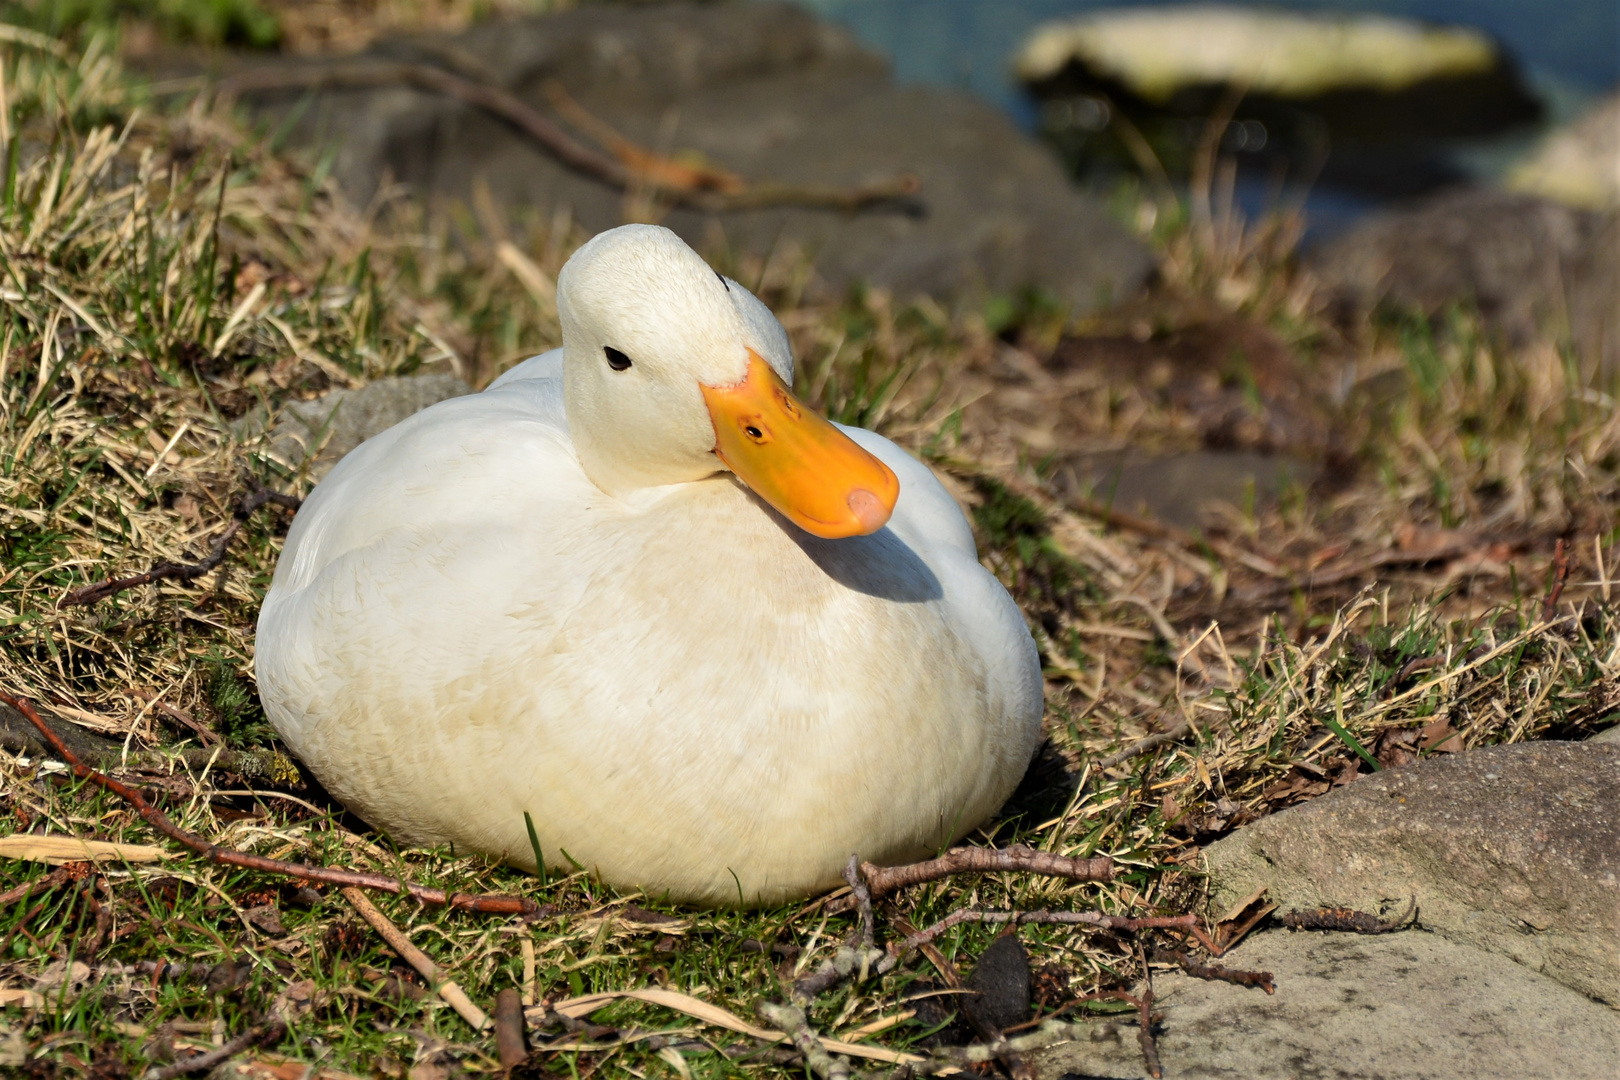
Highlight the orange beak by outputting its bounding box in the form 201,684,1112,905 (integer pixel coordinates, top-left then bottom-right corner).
701,350,899,539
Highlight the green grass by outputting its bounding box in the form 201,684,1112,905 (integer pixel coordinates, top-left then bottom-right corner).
1,32,1617,1079
2,0,282,49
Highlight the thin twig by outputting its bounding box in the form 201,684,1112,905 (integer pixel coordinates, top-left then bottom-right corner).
1235,532,1538,604
756,1001,850,1080
1136,981,1161,1079
0,865,72,907
860,844,1113,900
790,944,886,1002
60,487,301,607
542,78,743,193
214,62,920,213
1153,949,1274,993
1069,493,1285,578
881,910,1197,973
889,915,962,988
843,854,875,951
2,693,540,916
341,886,490,1031
1281,896,1416,934
1095,718,1192,769
0,701,300,786
1542,537,1570,622
906,1019,1087,1072
142,1018,285,1079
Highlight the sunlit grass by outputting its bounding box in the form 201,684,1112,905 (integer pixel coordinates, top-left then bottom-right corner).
1,33,1616,1078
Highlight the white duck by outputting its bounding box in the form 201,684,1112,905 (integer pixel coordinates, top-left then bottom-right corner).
256,224,1042,905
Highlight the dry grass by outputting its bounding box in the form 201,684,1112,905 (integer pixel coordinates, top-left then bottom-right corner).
1,32,1617,1079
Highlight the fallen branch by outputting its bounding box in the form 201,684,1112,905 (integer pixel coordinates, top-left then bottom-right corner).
1281,896,1416,934
1094,718,1193,769
0,865,73,907
1154,948,1274,994
60,487,301,607
3,693,541,916
860,844,1113,900
882,909,1197,973
790,944,886,1002
215,63,920,214
1234,531,1538,605
542,79,743,193
791,856,885,1000
143,1018,285,1079
341,886,490,1031
907,1019,1088,1073
0,700,301,787
756,1002,850,1080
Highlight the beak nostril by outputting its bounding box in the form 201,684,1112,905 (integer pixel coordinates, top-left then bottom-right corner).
847,488,889,533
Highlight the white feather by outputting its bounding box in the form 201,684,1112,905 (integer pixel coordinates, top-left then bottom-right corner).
257,225,1042,905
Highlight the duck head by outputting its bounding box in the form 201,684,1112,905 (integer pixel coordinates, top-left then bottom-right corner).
557,224,899,539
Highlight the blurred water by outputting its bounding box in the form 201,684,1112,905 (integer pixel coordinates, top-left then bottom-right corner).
779,0,1617,230
785,0,1618,122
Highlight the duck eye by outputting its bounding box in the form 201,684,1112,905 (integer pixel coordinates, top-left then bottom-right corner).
604,346,632,371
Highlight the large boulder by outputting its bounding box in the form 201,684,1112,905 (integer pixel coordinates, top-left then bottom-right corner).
1312,188,1619,377
233,2,1154,313
1029,928,1620,1079
1017,5,1538,140
1202,742,1620,1003
1509,91,1620,210
1016,5,1540,196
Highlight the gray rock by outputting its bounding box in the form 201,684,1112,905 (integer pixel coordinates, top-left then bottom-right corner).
264,373,471,478
238,2,1154,312
1567,211,1620,379
1029,929,1620,1080
1203,741,1620,1003
1061,449,1309,531
1592,724,1620,744
1017,6,1540,142
1509,90,1620,210
1312,188,1619,377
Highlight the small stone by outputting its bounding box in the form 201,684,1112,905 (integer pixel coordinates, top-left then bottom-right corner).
963,934,1033,1034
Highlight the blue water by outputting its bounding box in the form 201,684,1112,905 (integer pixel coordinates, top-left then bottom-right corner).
783,0,1619,126
777,0,1616,230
